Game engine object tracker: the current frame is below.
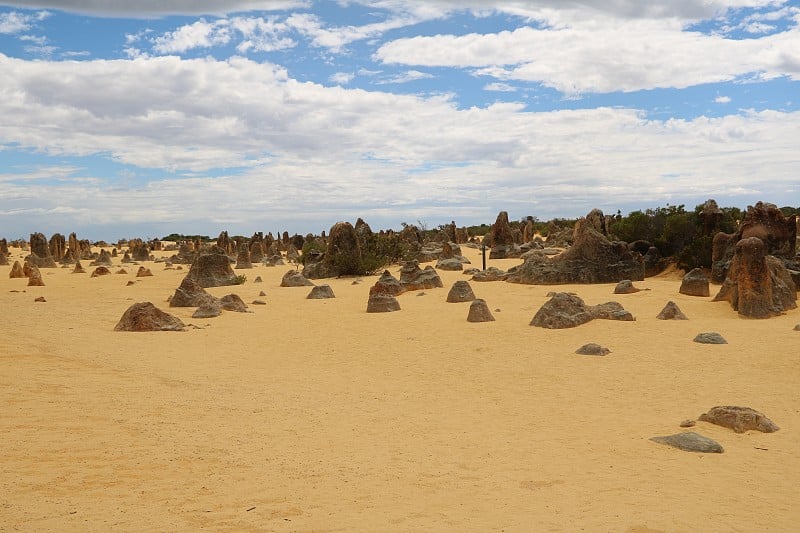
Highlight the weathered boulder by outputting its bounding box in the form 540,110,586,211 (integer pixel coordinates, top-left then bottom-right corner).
220,294,249,312
446,280,476,303
91,266,112,277
656,301,688,320
693,332,727,344
90,249,113,267
471,267,508,282
9,260,25,278
235,242,253,269
487,211,522,259
187,247,237,288
130,241,150,262
712,201,797,281
28,233,57,267
136,266,153,277
26,264,45,286
530,292,634,329
370,270,405,296
712,237,796,318
613,280,640,294
399,260,443,291
303,221,362,279
307,285,336,299
281,269,314,287
169,276,217,307
679,268,710,297
698,406,779,433
114,302,186,331
367,293,401,313
192,301,222,318
650,432,723,453
575,343,610,356
466,299,495,322
507,215,644,285
435,257,464,271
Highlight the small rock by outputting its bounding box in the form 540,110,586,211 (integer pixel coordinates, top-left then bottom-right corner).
693,332,727,344
193,302,222,318
613,279,640,294
467,299,495,322
679,419,696,428
575,343,610,356
259,291,266,297
307,285,335,299
34,296,46,302
251,300,266,305
698,406,779,433
657,301,688,320
794,324,800,331
446,280,476,303
650,432,723,453
367,293,401,313
220,294,249,312
254,276,263,283
126,280,135,286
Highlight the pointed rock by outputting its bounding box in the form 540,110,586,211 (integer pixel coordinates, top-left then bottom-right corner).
467,299,495,322
114,302,186,331
656,301,688,320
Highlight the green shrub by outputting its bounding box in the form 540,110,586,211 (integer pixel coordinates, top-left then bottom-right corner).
233,274,247,285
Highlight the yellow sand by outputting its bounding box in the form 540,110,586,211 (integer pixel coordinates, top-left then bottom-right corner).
2,245,799,532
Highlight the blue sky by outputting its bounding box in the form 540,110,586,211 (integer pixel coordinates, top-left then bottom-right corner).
1,0,799,240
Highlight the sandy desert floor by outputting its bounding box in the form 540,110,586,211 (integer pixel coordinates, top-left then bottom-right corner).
1,244,799,532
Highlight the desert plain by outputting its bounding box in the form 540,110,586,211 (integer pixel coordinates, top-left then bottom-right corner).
1,244,799,532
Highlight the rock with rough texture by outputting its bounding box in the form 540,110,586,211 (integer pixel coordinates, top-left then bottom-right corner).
698,406,779,433
471,267,508,282
9,260,25,278
487,211,523,259
693,332,727,344
192,301,222,318
303,221,362,279
169,276,217,307
136,266,153,277
367,293,401,313
26,264,45,286
712,201,797,281
650,432,724,453
114,302,186,331
307,285,336,299
435,257,464,271
187,247,237,288
679,268,710,297
575,343,610,356
446,280,476,303
91,266,112,277
90,249,113,267
506,214,644,285
656,301,688,320
712,237,796,318
235,242,253,269
613,280,640,294
369,270,405,296
466,299,495,322
281,270,314,287
0,251,7,266
399,260,443,291
28,233,57,267
530,292,634,329
220,294,249,312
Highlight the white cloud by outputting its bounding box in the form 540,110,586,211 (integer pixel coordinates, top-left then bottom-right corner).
715,95,732,103
376,69,433,84
375,17,800,94
0,10,49,34
329,71,355,84
0,52,798,237
484,82,517,92
152,19,233,54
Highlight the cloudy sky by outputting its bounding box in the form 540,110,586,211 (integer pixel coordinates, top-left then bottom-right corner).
1,0,798,240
